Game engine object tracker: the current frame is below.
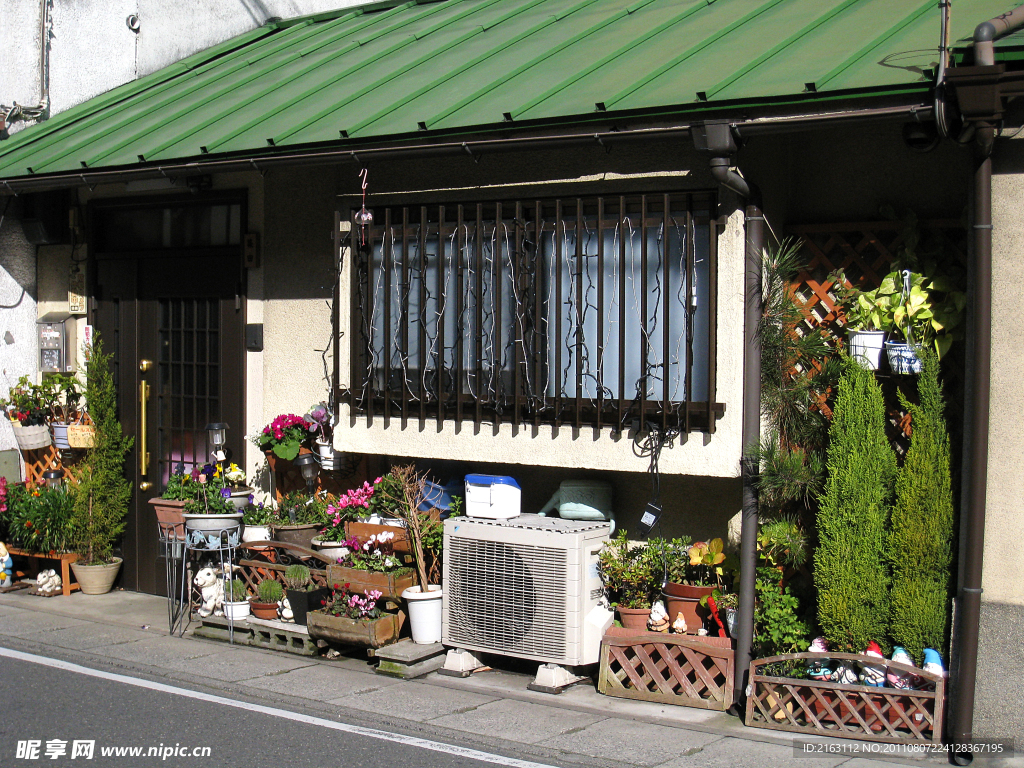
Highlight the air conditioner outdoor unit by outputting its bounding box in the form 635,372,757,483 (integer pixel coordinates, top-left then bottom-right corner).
442,514,612,670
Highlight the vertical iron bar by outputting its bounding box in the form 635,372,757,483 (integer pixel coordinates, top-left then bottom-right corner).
474,203,484,430
494,202,503,429
575,198,583,432
513,201,523,433
554,200,563,428
436,205,446,431
707,195,719,434
662,194,671,434
419,205,428,430
685,199,695,435
456,205,465,425
639,195,648,432
596,197,605,436
191,300,199,467
617,196,627,433
381,209,391,427
533,201,543,430
401,207,410,429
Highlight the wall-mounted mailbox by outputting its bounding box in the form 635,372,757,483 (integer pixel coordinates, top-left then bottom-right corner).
37,312,77,373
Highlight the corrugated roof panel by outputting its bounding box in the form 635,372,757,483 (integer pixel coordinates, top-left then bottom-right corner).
2,0,1023,181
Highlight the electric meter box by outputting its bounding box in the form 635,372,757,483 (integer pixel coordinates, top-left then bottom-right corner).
37,312,77,373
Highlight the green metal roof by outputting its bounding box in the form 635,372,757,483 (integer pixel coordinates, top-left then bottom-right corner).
0,0,1018,182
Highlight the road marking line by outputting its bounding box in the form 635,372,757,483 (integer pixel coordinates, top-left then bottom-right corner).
0,646,560,768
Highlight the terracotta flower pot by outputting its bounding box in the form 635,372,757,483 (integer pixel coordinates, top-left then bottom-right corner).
249,600,279,620
663,582,714,633
616,605,651,630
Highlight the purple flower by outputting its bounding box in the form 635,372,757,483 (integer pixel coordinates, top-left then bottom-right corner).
201,464,216,478
220,488,231,499
248,494,254,504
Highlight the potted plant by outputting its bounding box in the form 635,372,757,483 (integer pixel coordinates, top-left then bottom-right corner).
257,413,312,461
312,481,374,559
1,376,51,451
68,336,133,594
180,465,244,541
224,578,251,620
40,373,82,451
272,490,328,549
149,464,195,529
5,482,74,555
597,530,662,629
221,462,254,509
663,537,732,634
282,564,331,626
250,578,283,620
304,402,334,469
241,496,273,543
829,270,893,371
306,583,401,649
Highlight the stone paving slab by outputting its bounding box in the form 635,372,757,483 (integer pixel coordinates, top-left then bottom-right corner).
33,622,154,650
160,648,316,682
238,662,402,700
536,718,723,767
430,698,605,744
0,610,91,638
330,680,497,722
86,634,224,665
657,736,849,768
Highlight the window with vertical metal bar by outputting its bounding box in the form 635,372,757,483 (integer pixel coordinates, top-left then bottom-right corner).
348,192,723,434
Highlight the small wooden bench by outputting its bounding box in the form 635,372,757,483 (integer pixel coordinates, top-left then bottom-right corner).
7,547,80,597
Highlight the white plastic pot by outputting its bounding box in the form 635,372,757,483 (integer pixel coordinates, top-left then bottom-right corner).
847,330,885,371
401,585,443,644
311,537,350,562
224,600,251,621
241,524,271,543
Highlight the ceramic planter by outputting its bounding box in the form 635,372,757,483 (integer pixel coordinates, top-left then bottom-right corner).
663,582,715,633
847,330,886,370
50,423,71,450
326,564,415,599
286,587,332,626
225,487,254,510
885,341,923,375
224,600,251,621
271,523,320,550
241,524,271,543
310,536,350,562
250,600,279,620
315,438,334,470
305,610,401,648
182,512,243,548
70,558,122,595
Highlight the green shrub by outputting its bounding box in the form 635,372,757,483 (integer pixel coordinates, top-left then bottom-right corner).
815,359,895,652
256,579,284,603
283,564,311,590
888,351,955,662
598,531,662,609
225,579,248,602
5,485,75,554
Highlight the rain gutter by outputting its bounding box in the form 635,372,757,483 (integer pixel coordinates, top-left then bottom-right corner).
0,104,929,195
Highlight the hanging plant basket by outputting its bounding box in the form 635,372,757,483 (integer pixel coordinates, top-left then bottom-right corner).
885,342,923,375
847,330,886,371
50,423,71,450
13,423,51,451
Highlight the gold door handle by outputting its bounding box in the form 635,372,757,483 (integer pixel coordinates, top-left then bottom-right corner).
139,482,153,492
139,380,151,476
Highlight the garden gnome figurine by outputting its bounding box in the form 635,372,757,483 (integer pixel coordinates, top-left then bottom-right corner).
279,598,294,623
647,600,670,632
921,648,944,687
0,542,12,588
887,646,916,689
805,636,832,681
671,612,687,634
860,641,886,687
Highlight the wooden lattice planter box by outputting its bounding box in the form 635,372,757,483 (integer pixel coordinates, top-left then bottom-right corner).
598,626,735,711
745,652,945,745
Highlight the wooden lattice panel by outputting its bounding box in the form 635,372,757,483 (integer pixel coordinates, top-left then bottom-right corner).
745,652,944,745
235,542,334,594
598,626,735,711
21,445,60,486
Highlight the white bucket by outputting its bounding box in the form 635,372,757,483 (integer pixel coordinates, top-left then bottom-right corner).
402,585,443,644
848,330,885,370
224,600,250,621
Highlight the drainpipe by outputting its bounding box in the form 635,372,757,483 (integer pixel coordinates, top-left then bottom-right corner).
947,7,1024,763
695,124,763,709
1,0,50,135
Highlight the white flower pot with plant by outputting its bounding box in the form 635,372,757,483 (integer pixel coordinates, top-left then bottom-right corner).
224,579,251,620
830,269,892,371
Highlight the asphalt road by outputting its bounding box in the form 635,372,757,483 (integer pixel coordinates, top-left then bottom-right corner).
0,651,562,768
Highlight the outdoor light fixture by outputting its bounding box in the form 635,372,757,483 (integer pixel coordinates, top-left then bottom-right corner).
293,452,319,495
42,469,64,489
205,422,229,462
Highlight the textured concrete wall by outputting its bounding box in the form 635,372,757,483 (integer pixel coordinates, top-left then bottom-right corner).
973,600,1024,742
0,212,37,458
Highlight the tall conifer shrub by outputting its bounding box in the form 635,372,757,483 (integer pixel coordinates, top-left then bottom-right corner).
70,337,133,565
815,359,895,651
888,351,954,662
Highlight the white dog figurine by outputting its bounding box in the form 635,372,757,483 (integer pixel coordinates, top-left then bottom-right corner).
193,567,224,617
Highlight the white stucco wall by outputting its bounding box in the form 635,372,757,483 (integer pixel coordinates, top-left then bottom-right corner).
0,213,37,454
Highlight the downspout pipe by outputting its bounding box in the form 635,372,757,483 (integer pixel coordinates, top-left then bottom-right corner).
708,153,762,710
947,8,1024,762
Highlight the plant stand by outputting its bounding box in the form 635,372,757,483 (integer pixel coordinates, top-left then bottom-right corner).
598,626,735,711
744,652,944,745
7,547,80,597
